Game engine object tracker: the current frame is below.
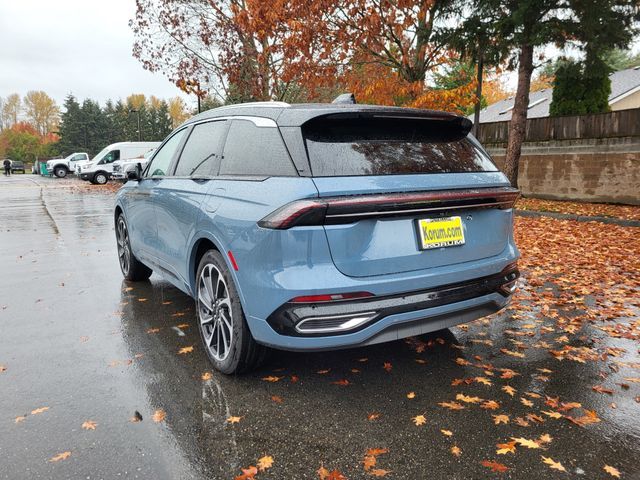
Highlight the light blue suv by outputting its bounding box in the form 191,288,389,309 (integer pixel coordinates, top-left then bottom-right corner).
114,101,520,373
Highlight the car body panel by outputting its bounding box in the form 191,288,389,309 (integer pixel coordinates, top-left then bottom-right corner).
115,102,520,352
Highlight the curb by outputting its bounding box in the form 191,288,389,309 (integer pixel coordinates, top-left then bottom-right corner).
515,209,640,227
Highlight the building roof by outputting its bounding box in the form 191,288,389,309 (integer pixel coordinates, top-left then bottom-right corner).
476,66,640,123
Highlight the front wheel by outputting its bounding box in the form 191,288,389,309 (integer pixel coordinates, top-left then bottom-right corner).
54,167,67,178
196,250,269,374
93,172,109,185
116,214,152,281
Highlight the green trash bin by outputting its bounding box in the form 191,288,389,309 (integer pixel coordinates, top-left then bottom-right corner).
39,161,49,176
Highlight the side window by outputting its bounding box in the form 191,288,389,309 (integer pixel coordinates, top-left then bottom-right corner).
173,121,227,177
145,129,187,177
72,154,85,161
99,150,120,164
220,119,296,176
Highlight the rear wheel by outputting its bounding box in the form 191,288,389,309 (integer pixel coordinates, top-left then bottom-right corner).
116,214,152,281
54,167,67,178
196,250,269,374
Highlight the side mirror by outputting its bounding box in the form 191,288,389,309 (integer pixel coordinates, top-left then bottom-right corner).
127,163,142,181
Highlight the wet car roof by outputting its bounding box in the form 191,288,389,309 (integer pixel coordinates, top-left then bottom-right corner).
182,102,471,130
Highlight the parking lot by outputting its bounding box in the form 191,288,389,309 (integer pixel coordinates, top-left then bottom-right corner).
1,175,639,479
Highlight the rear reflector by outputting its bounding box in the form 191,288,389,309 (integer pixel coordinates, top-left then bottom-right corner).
289,292,374,303
258,187,520,229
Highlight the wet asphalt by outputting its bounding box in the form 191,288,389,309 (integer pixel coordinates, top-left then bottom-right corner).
0,175,638,480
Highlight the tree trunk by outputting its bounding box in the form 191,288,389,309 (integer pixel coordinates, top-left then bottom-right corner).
472,52,484,136
504,43,534,188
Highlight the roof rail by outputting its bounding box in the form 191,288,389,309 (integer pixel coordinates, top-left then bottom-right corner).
215,101,291,111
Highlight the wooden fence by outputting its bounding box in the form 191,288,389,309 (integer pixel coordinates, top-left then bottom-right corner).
476,108,640,144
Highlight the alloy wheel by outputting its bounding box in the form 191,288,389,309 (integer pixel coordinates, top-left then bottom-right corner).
116,217,131,275
198,264,233,362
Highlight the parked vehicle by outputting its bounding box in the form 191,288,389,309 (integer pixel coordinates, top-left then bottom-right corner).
111,149,156,182
10,160,26,174
46,152,89,178
78,142,160,184
114,101,520,374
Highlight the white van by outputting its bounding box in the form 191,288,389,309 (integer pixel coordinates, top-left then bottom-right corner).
77,142,160,184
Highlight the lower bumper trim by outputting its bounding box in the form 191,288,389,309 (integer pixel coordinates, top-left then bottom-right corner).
266,267,519,337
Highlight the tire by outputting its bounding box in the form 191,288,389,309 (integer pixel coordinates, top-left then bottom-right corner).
54,167,67,178
196,250,269,374
93,172,108,185
115,214,152,281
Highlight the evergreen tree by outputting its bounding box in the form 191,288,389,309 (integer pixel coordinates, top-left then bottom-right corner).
56,95,84,155
550,60,586,116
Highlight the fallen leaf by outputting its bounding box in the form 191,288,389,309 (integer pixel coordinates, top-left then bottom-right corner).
481,460,509,473
441,429,453,436
475,376,492,386
541,410,562,419
201,372,213,381
81,420,97,430
493,414,510,425
592,385,614,395
366,448,388,456
407,392,416,399
316,369,331,374
271,395,284,404
31,407,49,415
146,328,160,334
383,362,392,372
604,465,621,478
502,385,516,397
368,412,381,421
438,401,465,410
456,394,483,404
332,379,350,386
500,348,525,358
520,397,534,407
262,375,283,382
178,346,194,354
49,451,71,462
15,415,26,423
152,409,166,423
538,434,553,444
227,416,242,424
257,455,273,471
370,468,391,477
451,445,461,456
496,441,516,455
542,456,566,472
176,323,189,328
512,437,541,449
290,375,299,383
412,414,427,426
130,411,143,423
234,465,258,480
137,298,147,302
481,400,500,410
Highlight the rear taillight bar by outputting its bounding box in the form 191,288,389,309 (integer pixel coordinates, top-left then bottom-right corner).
258,187,520,229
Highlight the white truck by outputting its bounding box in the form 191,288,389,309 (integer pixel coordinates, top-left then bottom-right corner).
111,149,156,181
77,142,160,184
46,152,90,178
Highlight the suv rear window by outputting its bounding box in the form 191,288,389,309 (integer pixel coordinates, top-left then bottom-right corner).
302,116,498,176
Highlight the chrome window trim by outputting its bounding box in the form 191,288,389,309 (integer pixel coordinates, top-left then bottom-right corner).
189,115,277,128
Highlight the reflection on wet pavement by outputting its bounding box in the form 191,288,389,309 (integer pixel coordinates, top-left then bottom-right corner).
1,176,638,479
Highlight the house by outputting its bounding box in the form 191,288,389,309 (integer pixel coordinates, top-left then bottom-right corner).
476,66,640,123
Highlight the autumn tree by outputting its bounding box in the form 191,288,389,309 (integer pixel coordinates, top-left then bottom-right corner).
23,91,60,136
167,97,190,128
1,93,21,129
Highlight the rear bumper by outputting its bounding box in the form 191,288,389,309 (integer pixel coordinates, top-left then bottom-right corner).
249,267,518,351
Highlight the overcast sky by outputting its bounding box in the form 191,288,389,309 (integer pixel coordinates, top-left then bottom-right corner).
0,0,191,109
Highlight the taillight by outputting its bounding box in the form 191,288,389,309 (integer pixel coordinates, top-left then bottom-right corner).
257,199,327,229
258,187,519,229
289,292,374,303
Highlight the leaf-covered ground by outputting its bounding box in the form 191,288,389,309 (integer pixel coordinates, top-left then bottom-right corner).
516,197,640,221
1,176,639,479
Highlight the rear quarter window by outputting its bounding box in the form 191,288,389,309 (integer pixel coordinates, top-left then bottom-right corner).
302,116,498,176
220,119,296,176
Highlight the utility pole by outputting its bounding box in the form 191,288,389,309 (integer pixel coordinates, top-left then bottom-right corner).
129,108,142,141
